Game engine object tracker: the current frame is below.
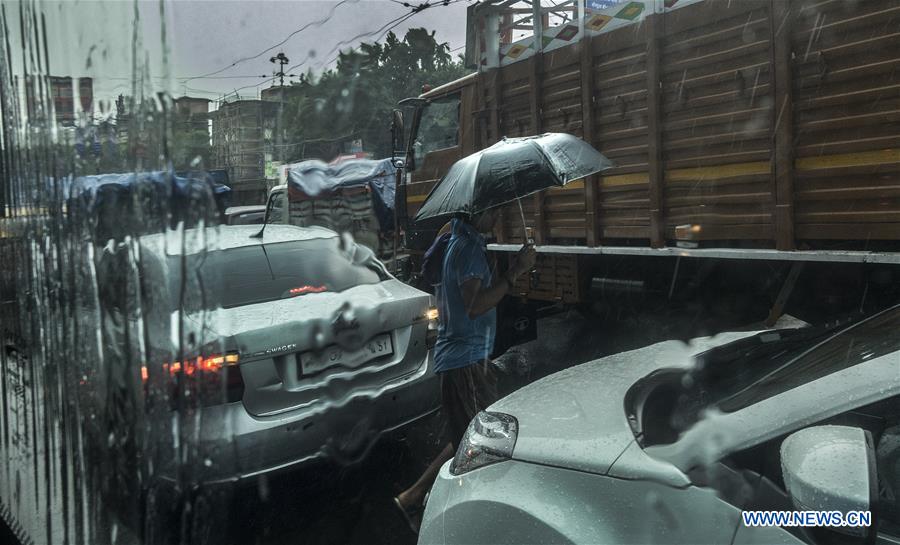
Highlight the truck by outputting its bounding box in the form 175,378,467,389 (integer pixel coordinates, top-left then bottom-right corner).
394,0,900,324
264,158,401,262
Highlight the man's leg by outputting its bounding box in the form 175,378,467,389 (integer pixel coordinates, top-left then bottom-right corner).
396,368,464,519
396,442,454,510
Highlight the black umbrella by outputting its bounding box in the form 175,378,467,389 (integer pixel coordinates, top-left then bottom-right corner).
413,133,614,225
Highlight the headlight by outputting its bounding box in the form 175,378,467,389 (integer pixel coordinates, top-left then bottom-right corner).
450,411,518,475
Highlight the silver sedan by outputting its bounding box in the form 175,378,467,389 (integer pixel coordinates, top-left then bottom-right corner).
97,224,440,485
419,306,900,545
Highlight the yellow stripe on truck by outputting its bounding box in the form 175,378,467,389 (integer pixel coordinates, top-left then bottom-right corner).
667,161,770,181
406,149,898,205
796,149,899,171
600,172,650,187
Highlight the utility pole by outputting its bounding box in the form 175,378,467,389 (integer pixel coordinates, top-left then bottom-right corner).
269,52,289,87
269,52,289,191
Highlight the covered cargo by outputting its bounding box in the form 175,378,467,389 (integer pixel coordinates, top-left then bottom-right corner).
268,158,397,256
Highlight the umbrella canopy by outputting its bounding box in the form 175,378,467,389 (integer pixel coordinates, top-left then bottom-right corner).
414,133,613,222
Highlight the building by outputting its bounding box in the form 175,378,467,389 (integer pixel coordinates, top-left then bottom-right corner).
173,96,212,168
19,75,92,126
211,98,279,205
174,96,210,126
260,83,304,104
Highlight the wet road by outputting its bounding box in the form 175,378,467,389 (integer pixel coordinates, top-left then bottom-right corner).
223,305,757,545
0,303,764,545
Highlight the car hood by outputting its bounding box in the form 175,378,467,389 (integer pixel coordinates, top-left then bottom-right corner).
490,331,759,483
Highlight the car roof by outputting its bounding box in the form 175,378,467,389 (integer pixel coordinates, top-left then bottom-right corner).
225,205,267,215
137,223,338,257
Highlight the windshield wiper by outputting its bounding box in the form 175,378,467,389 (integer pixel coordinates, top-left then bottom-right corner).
715,306,900,411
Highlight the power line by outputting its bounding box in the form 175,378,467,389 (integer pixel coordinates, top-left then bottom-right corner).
216,0,467,103
320,11,418,68
283,9,414,74
105,75,269,81
182,75,269,80
182,86,224,96
218,76,278,102
182,0,360,82
304,0,468,72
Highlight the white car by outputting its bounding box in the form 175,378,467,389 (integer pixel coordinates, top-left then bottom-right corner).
90,224,441,499
419,306,900,545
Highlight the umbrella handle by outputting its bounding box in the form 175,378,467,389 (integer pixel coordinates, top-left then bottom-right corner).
516,198,533,245
515,198,538,286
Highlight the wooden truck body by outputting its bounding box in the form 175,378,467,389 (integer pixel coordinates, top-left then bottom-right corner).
397,0,899,306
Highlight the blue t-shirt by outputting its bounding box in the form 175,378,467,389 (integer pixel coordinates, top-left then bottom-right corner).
433,219,496,373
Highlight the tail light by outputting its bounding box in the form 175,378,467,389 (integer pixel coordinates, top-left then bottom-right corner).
426,307,439,349
142,352,243,408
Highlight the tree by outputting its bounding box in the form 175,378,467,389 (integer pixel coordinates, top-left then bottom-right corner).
281,27,469,160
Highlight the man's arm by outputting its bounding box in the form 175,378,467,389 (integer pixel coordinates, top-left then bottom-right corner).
460,276,508,319
460,245,536,319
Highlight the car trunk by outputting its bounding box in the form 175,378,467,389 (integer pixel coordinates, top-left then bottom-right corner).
207,280,431,417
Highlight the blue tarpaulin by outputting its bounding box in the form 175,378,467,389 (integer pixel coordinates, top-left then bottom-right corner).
67,170,232,242
286,158,396,232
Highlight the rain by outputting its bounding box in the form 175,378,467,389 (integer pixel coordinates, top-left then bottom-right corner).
1,0,899,545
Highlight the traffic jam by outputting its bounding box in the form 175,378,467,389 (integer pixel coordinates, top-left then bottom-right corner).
0,1,899,545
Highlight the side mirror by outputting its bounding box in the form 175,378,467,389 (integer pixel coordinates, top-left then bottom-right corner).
781,425,877,541
391,109,405,158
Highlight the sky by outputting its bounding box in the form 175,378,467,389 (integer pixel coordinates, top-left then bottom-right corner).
10,0,471,111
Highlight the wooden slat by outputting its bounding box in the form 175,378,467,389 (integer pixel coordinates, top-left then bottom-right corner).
646,13,665,248
581,38,600,247
664,223,775,241
489,69,501,146
663,0,766,37
772,0,795,250
796,223,900,240
490,68,507,243
530,53,547,244
601,225,650,240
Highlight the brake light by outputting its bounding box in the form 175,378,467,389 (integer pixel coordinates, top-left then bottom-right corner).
289,285,328,296
426,307,439,349
141,353,240,380
141,352,243,407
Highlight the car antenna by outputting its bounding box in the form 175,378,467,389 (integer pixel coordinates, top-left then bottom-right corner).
251,221,266,239
251,205,270,239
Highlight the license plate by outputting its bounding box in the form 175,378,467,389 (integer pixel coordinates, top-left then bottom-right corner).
300,334,393,376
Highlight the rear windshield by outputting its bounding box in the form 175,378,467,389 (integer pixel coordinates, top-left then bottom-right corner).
167,238,385,309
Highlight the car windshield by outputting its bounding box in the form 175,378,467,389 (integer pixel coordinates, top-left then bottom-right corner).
632,306,900,446
167,239,385,309
713,307,900,411
4,0,900,544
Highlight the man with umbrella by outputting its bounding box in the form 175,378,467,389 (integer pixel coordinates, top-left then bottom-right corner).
394,208,536,530
393,134,612,532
